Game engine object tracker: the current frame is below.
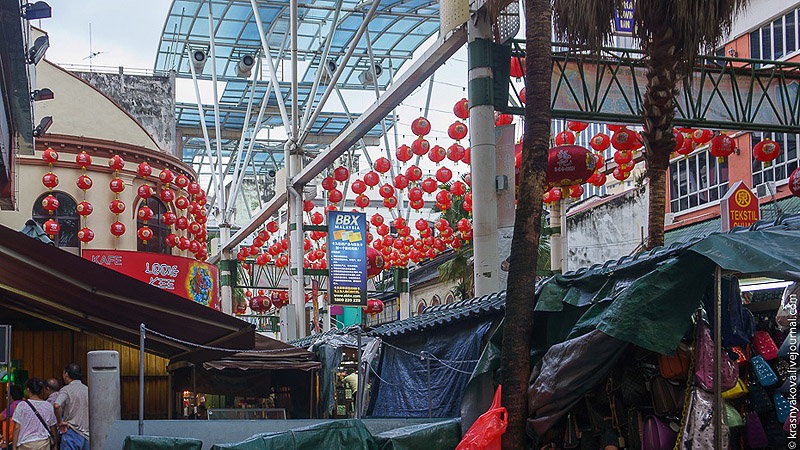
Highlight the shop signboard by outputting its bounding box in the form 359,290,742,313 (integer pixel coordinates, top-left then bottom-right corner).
720,181,760,232
327,210,368,307
83,250,220,310
614,0,635,35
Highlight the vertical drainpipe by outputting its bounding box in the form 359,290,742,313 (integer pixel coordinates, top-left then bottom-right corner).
467,14,500,296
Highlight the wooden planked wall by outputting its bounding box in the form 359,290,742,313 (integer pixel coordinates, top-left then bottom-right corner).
2,330,169,419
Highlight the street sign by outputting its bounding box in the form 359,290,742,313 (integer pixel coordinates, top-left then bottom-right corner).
721,181,760,232
613,0,635,35
0,325,9,365
327,210,368,307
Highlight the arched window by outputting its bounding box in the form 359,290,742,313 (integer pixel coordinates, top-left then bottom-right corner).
431,295,441,306
445,293,455,304
32,191,79,252
416,300,427,316
137,197,171,255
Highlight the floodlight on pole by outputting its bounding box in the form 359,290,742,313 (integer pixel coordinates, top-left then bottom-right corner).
237,54,255,77
20,1,51,20
31,88,54,101
191,49,207,73
27,35,49,65
33,116,53,137
358,63,383,86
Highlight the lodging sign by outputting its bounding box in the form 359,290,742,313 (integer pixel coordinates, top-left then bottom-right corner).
614,0,635,35
83,250,220,310
720,181,760,232
327,210,368,307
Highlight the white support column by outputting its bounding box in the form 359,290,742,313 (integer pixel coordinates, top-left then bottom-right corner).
219,225,233,314
208,1,226,216
467,16,500,296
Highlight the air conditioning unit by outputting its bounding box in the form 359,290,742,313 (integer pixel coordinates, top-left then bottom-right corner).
756,181,777,198
358,64,383,86
237,54,255,77
191,49,207,73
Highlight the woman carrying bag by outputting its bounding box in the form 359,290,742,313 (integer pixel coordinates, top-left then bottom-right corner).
11,378,57,450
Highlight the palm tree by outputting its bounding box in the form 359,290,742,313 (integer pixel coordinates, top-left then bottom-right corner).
552,0,749,249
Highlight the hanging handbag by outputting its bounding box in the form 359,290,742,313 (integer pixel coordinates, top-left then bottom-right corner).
618,366,649,408
763,411,787,448
752,330,778,360
694,322,739,392
747,380,773,415
650,376,684,418
658,343,691,380
704,277,755,347
773,391,791,423
744,412,768,448
641,415,676,450
676,387,729,450
721,378,748,400
750,355,778,386
723,402,744,428
731,346,749,367
23,399,56,449
771,358,791,382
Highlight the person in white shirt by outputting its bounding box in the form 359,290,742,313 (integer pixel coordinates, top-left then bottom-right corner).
12,378,57,450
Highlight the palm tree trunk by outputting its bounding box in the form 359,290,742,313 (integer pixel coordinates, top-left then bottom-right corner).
641,25,679,249
501,0,551,447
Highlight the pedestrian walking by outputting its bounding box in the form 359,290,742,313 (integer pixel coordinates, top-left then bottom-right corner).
11,378,57,450
52,364,88,450
41,381,60,408
1,385,24,448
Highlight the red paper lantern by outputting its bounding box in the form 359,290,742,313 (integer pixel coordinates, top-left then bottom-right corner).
676,138,694,157
41,194,59,212
267,220,279,233
555,130,576,146
392,217,406,229
789,167,800,198
410,199,424,210
494,113,513,126
436,167,452,183
187,182,201,196
518,87,526,105
569,185,584,198
109,178,125,193
405,165,422,182
355,194,370,209
311,212,324,225
590,133,610,153
328,189,343,204
74,174,92,192
364,171,380,187
510,57,525,78
379,184,395,198
428,145,446,164
421,178,437,194
162,211,177,225
175,196,189,210
76,201,93,216
75,151,91,169
364,298,384,315
42,148,58,164
137,206,154,222
160,188,175,203
108,199,125,215
137,162,152,178
383,196,397,208
709,134,736,162
393,174,409,190
453,98,469,119
411,137,430,156
411,117,431,136
588,171,607,187
366,247,384,278
303,200,315,212
159,169,174,184
372,214,385,227
42,172,58,189
672,129,685,152
108,155,125,171
333,166,349,182
396,144,413,162
463,200,472,212
137,184,153,199
137,226,154,242
546,145,598,188
189,222,202,235
448,121,468,140
175,174,189,188
613,166,629,181
611,129,637,151
77,227,94,243
691,129,714,145
450,181,467,196
463,147,471,165
374,157,392,174
350,179,366,195
176,216,189,230
435,189,451,204
43,219,59,237
110,221,126,237
447,144,465,162
408,187,423,201
321,176,337,191
753,139,781,166
567,121,589,133
613,150,632,166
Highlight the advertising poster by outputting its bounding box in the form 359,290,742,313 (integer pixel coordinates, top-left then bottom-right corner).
327,210,368,307
83,250,220,310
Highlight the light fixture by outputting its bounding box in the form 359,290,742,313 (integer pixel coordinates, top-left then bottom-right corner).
237,54,255,78
20,1,51,20
191,49,207,73
320,59,337,82
33,116,53,137
27,35,49,65
358,63,383,86
31,88,54,101
740,280,793,292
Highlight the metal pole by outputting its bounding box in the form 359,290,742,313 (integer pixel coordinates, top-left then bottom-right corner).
467,16,500,295
300,1,342,131
713,266,723,450
207,0,226,216
356,327,362,419
426,352,431,418
138,324,145,435
249,0,292,132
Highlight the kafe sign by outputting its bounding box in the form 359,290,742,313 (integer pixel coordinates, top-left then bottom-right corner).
83,250,220,310
720,181,760,232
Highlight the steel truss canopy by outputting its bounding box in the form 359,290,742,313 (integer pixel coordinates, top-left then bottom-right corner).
156,0,441,179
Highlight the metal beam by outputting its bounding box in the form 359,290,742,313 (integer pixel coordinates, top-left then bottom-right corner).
293,26,468,187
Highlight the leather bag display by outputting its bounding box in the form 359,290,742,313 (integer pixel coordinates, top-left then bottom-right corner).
658,343,691,380
694,322,739,392
650,376,684,418
744,412,768,448
750,355,778,387
721,378,748,400
752,330,779,361
641,415,677,450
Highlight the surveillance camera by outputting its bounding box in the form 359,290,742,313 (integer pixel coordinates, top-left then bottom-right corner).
33,116,53,138
27,35,49,65
237,54,255,77
358,63,383,86
268,170,276,177
191,49,207,73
